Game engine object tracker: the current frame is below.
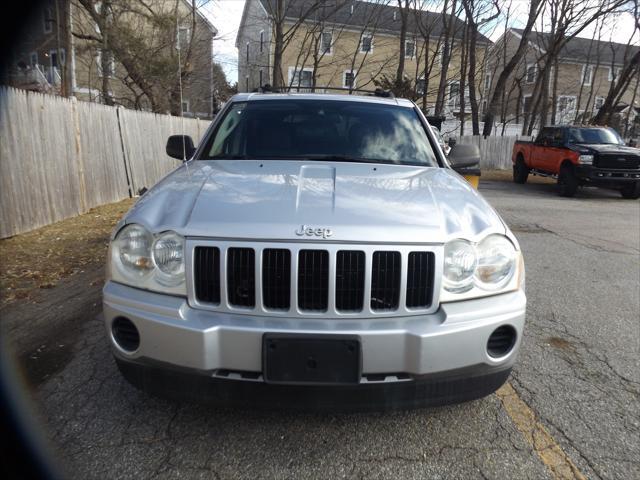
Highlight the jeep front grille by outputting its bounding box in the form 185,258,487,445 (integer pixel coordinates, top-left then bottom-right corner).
189,242,439,318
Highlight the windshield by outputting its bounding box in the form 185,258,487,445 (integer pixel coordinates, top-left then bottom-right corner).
567,128,624,145
201,99,439,166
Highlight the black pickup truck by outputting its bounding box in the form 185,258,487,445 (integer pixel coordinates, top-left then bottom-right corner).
512,126,640,198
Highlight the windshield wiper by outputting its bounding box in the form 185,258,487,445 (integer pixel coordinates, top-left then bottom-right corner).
295,154,379,163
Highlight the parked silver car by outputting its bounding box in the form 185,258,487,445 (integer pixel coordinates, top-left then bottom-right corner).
104,92,525,410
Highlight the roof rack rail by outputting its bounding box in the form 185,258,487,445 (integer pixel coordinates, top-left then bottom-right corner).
254,85,395,98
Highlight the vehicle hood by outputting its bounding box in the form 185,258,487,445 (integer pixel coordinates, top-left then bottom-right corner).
571,143,640,155
123,160,506,244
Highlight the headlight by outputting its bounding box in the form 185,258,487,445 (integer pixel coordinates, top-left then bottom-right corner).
110,224,186,295
474,235,517,290
443,239,477,293
440,234,522,302
578,154,593,165
152,231,185,286
113,224,154,279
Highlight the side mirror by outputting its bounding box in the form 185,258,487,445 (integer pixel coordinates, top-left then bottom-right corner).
448,144,481,171
447,137,457,147
166,135,195,161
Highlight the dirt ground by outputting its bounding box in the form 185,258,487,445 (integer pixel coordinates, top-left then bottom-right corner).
0,198,135,306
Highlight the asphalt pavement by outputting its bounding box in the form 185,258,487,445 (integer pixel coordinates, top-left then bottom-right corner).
2,177,639,480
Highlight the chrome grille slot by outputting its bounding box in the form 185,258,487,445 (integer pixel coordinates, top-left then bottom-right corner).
406,251,435,308
335,250,365,312
193,246,220,304
298,250,329,311
262,249,291,310
370,251,401,311
227,248,255,307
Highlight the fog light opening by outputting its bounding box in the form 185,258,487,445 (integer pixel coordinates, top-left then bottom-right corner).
487,325,516,358
112,317,140,352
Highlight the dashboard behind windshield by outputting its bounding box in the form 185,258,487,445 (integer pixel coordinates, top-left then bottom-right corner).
200,99,439,167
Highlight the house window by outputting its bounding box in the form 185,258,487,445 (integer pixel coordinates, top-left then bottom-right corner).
260,30,264,53
360,34,373,53
581,65,594,86
522,95,532,115
178,27,190,51
181,99,190,113
484,73,491,92
556,95,576,123
448,81,460,110
246,42,249,63
594,96,605,112
416,77,425,95
43,6,54,34
608,66,622,82
525,64,537,84
289,67,313,89
405,40,416,59
96,49,115,77
320,32,332,55
30,52,38,67
343,70,357,89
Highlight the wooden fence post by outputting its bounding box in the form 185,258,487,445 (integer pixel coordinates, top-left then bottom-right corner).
71,96,88,213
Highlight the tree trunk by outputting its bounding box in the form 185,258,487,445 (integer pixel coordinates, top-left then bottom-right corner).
434,0,457,116
467,26,480,135
395,0,409,85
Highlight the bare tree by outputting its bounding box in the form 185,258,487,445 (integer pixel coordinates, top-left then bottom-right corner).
482,0,543,136
461,0,500,134
434,0,461,116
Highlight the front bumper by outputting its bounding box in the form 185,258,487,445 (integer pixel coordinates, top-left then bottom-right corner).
575,165,640,185
104,281,525,404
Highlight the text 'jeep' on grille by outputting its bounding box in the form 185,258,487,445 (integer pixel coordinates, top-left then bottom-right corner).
103,92,526,410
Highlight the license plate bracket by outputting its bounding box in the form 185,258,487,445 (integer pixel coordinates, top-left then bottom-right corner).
262,334,361,385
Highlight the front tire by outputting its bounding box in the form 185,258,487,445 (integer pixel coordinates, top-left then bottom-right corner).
513,157,529,184
620,182,640,199
557,164,578,197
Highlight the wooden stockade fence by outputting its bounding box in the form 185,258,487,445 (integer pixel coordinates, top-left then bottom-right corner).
0,86,210,238
457,135,531,170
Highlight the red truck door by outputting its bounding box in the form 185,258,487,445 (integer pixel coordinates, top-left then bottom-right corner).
533,127,565,174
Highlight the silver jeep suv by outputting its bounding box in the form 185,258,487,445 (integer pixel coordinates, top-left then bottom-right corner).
104,93,525,410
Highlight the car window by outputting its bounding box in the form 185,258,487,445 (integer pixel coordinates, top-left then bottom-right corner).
202,99,439,167
567,128,623,145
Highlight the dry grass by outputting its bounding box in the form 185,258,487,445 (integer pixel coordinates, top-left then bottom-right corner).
0,198,136,306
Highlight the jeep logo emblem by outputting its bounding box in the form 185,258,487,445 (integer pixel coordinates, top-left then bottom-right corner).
295,225,333,239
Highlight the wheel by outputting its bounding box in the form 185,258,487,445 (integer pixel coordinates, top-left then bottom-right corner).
620,182,640,199
513,157,529,184
557,164,578,197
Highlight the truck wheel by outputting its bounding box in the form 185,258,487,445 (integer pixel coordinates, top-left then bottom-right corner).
513,158,529,184
620,183,640,199
557,165,578,197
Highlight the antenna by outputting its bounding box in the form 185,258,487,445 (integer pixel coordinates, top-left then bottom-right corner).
176,14,189,173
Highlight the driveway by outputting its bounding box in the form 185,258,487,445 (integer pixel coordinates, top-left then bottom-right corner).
2,177,639,480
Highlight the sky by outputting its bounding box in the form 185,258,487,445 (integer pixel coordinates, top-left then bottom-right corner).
201,0,639,85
